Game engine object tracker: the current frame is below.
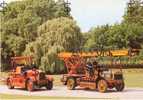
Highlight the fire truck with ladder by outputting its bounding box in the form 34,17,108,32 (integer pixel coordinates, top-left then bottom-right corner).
58,49,140,92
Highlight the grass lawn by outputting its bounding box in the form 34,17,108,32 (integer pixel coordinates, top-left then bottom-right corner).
123,69,143,87
0,94,100,100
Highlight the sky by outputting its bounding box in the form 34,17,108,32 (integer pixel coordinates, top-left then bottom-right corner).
1,0,129,32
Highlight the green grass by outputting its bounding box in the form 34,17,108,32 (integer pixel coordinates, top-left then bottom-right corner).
0,94,108,100
123,69,143,87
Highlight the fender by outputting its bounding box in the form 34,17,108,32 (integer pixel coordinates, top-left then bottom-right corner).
7,77,12,85
27,77,37,82
46,75,54,81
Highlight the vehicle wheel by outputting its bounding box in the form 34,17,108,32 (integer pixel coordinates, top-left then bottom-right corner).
46,81,53,90
27,80,34,91
67,77,76,90
97,79,108,93
7,79,14,89
62,80,67,85
115,81,124,91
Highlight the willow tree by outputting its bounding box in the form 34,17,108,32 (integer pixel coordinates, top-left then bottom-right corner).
24,17,82,73
1,0,71,71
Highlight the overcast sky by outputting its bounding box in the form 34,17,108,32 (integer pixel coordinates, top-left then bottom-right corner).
1,0,129,32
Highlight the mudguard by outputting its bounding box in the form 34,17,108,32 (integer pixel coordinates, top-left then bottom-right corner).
46,75,54,82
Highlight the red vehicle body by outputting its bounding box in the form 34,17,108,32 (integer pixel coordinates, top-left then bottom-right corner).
7,56,53,91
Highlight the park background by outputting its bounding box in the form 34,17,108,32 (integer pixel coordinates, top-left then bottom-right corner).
1,0,143,74
0,0,143,99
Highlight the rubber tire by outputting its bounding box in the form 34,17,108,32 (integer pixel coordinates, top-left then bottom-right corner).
67,77,76,90
7,78,14,89
115,81,125,91
62,80,67,85
46,81,53,90
27,80,34,91
97,79,108,93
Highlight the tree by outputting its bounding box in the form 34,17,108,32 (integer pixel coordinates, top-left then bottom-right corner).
1,0,71,71
24,17,82,73
126,23,143,48
84,23,143,50
1,34,26,71
124,0,143,25
108,23,143,49
84,25,110,51
107,24,128,49
1,0,71,42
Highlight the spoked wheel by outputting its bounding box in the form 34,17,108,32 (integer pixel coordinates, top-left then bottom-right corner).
46,81,53,90
67,77,76,90
115,81,125,91
27,80,34,91
97,79,108,93
7,79,14,89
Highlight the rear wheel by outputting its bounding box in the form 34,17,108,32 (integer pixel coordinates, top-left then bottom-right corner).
115,81,124,91
7,78,14,89
97,79,108,93
27,80,34,91
46,81,53,90
63,81,66,85
67,77,76,90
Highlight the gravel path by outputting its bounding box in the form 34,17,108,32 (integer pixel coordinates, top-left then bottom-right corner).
0,85,143,100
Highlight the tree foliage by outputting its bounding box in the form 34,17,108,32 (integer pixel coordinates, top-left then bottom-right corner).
84,25,110,50
84,0,143,50
124,0,143,25
1,0,143,72
1,0,71,71
1,0,71,42
24,17,82,73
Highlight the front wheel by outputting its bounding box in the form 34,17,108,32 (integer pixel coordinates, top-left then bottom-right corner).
115,81,124,91
67,77,76,90
97,79,108,93
46,81,53,90
7,78,14,89
27,80,34,91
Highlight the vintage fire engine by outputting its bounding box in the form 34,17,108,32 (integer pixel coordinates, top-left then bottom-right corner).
7,56,53,91
58,49,140,92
